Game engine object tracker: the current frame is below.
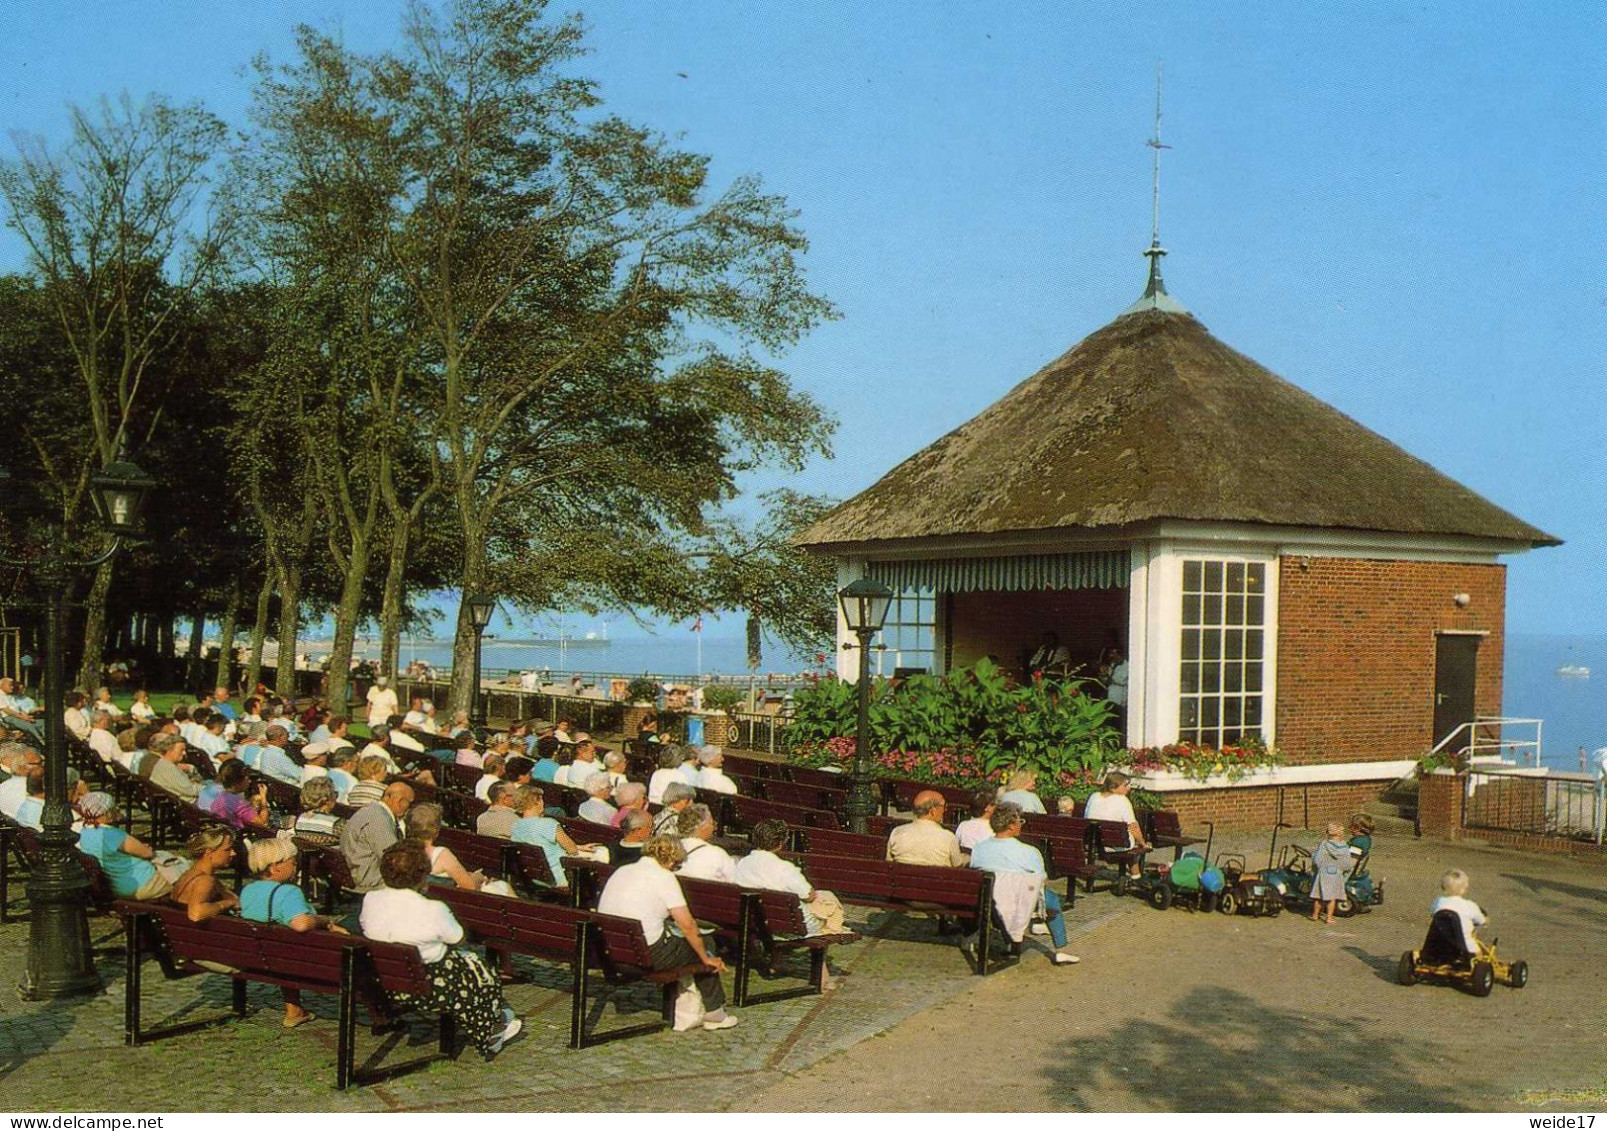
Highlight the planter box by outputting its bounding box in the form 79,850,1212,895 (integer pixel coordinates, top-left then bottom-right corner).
1128,759,1417,793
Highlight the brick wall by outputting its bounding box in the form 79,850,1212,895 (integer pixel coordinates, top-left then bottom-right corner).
1154,779,1390,831
1417,772,1459,839
1276,557,1505,766
948,587,1128,673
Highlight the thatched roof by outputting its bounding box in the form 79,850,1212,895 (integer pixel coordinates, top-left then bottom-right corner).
800,307,1558,550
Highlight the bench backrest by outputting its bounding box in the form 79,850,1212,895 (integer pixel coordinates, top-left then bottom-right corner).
762,779,846,811
1149,810,1184,839
748,887,810,940
675,874,749,930
443,763,482,792
587,909,656,973
794,853,896,901
1022,814,1089,843
784,764,849,790
721,753,777,779
506,841,560,889
885,778,974,812
556,815,623,846
435,827,509,877
361,934,438,997
887,860,988,909
731,795,841,832
427,886,585,963
118,899,355,991
798,827,885,859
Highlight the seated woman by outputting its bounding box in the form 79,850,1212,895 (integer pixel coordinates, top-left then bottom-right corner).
129,688,157,725
77,791,188,901
647,745,685,805
93,686,124,721
168,826,240,921
208,759,275,834
597,834,737,1032
403,802,484,890
509,785,593,888
1082,770,1149,876
292,777,346,846
733,818,847,935
360,839,522,1060
998,769,1047,815
238,838,350,1027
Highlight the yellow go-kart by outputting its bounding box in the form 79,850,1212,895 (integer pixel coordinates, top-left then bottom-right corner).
1398,909,1528,997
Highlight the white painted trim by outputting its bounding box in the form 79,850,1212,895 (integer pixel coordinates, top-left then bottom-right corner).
1436,629,1491,637
1125,542,1151,748
809,518,1536,564
1129,758,1417,792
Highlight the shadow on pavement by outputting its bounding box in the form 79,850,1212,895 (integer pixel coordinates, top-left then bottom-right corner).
1341,945,1403,985
1036,985,1468,1112
1500,873,1607,908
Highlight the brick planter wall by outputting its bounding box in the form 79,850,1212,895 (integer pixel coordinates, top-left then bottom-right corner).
1417,770,1607,859
1417,772,1459,838
1153,779,1392,831
1276,557,1505,766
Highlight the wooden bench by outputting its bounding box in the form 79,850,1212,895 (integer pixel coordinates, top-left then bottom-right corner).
555,815,623,846
879,779,970,823
1088,819,1153,892
794,853,1005,974
442,763,483,793
1,822,117,922
1147,810,1203,860
115,899,453,1090
435,827,515,881
580,910,711,1047
784,764,849,790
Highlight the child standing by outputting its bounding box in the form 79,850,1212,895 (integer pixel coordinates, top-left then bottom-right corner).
1309,822,1350,924
1347,814,1375,869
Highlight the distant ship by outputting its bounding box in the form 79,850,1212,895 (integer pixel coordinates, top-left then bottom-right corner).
1556,664,1590,680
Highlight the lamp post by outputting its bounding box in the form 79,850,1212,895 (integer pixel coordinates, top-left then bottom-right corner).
0,456,155,999
464,593,496,731
838,577,893,834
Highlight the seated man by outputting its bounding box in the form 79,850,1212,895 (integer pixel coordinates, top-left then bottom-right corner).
676,804,736,883
87,711,122,766
601,750,630,789
610,808,654,866
694,747,738,795
476,781,519,839
474,753,507,802
734,818,848,935
340,781,414,892
653,781,695,835
969,803,1079,967
886,790,964,867
577,773,618,825
325,747,359,802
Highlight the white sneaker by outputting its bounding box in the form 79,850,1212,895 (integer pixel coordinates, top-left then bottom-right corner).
1029,922,1050,936
1052,952,1081,966
701,1014,740,1031
487,1017,522,1054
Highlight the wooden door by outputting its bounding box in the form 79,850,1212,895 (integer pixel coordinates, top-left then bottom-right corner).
1432,635,1479,751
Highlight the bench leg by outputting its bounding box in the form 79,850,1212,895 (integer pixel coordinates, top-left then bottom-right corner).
336,947,358,1091
232,977,248,1017
732,902,754,1008
0,827,11,925
437,1011,456,1056
569,922,590,1050
124,913,143,1045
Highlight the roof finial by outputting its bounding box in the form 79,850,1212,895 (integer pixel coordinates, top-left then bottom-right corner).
1124,62,1188,316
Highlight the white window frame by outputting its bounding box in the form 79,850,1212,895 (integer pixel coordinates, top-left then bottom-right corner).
1134,544,1279,748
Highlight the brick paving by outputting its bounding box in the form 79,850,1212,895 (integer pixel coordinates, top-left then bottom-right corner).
0,881,1140,1112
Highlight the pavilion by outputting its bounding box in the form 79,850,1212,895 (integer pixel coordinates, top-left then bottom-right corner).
798,254,1558,824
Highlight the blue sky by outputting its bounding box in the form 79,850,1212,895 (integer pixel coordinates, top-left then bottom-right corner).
4,1,1603,640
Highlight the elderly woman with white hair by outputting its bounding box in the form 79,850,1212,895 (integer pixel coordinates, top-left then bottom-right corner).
577,773,618,825
653,781,695,836
610,781,647,829
676,804,736,883
238,837,350,1027
694,747,738,795
647,745,685,805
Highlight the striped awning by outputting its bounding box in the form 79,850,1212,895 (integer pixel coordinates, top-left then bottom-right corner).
867,549,1130,593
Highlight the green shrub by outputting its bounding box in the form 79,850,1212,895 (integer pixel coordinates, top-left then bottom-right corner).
625,676,659,704
700,684,743,713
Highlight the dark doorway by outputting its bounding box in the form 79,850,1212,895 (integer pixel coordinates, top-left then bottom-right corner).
1432,635,1479,751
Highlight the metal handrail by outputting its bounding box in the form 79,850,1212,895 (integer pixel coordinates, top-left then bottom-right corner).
1430,715,1544,767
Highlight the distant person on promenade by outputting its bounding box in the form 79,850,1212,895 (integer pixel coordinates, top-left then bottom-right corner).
366,677,399,730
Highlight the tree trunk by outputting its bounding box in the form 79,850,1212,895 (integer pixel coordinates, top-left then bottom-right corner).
378,512,415,680
184,610,206,692
157,614,174,662
74,558,115,691
746,613,763,672
244,571,273,694
214,584,239,693
273,563,302,701
325,537,373,721
448,532,488,717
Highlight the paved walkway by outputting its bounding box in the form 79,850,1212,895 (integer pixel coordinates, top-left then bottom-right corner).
0,874,1137,1112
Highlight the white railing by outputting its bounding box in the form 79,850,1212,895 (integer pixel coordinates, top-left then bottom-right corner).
1430,715,1544,767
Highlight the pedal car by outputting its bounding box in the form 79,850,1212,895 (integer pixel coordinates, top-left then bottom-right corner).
1130,824,1222,912
1212,852,1284,917
1398,909,1528,996
1259,823,1384,916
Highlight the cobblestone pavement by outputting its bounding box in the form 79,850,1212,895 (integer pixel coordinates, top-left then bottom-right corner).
0,878,1141,1112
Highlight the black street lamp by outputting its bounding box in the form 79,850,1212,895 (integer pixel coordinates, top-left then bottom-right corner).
0,455,155,999
838,577,893,834
464,593,496,730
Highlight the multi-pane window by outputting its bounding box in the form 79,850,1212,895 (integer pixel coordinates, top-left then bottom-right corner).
877,590,936,675
1179,559,1266,748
